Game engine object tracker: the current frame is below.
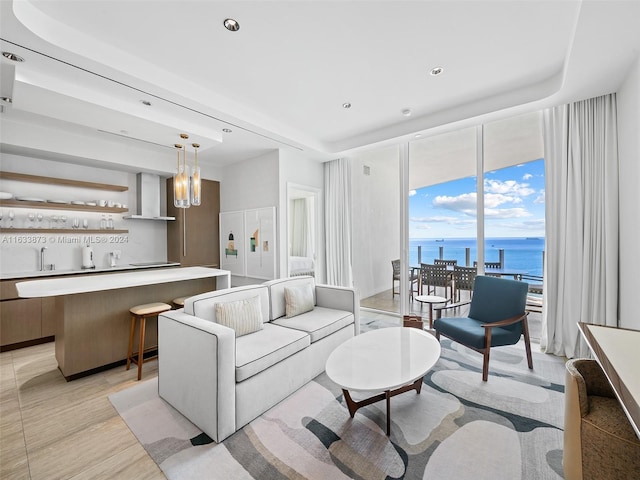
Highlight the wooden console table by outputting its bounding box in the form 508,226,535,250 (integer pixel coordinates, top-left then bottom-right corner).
578,322,640,438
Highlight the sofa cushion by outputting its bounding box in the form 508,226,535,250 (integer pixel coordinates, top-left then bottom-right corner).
235,323,310,382
284,283,315,318
186,285,270,324
264,276,316,320
272,306,354,343
214,295,263,337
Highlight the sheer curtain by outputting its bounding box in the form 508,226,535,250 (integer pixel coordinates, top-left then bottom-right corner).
542,94,619,358
290,198,309,257
324,158,353,287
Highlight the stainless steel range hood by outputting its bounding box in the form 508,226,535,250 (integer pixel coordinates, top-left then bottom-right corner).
123,173,175,221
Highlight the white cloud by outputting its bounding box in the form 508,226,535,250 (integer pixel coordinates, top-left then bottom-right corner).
484,207,532,219
484,179,535,197
534,190,545,204
409,190,416,197
433,193,477,216
522,173,533,180
484,193,522,207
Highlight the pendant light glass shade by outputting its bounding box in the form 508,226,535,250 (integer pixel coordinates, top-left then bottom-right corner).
173,143,190,208
190,143,201,206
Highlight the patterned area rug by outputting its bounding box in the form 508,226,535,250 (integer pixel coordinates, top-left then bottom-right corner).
110,332,566,480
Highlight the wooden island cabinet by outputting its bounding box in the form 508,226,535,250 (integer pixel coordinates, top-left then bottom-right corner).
15,267,230,380
0,279,57,350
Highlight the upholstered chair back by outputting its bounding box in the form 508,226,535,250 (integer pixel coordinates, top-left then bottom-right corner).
468,276,528,333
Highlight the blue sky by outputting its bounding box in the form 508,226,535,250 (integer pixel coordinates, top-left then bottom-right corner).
409,158,545,239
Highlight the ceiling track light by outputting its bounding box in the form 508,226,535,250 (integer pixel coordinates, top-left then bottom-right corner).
173,133,201,208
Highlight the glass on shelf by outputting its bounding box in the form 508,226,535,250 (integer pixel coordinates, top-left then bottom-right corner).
28,212,36,228
82,218,89,229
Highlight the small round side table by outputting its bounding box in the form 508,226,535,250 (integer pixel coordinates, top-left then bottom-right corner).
414,295,449,329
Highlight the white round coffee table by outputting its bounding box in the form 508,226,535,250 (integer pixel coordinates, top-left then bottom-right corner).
414,294,449,328
326,327,441,436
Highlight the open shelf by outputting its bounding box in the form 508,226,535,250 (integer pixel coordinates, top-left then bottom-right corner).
0,228,128,234
0,172,128,192
0,200,127,213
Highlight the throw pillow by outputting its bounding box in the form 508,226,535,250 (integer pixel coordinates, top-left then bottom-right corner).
284,283,315,318
214,295,263,337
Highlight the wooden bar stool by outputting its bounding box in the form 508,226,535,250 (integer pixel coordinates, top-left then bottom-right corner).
172,297,186,309
126,302,172,380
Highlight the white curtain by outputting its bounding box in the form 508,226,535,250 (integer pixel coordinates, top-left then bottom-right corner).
289,198,309,257
542,94,619,358
324,158,353,287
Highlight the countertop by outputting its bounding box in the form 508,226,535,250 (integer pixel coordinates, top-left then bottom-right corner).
16,266,230,298
1,262,181,281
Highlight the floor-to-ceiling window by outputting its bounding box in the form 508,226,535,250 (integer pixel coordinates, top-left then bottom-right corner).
356,111,545,320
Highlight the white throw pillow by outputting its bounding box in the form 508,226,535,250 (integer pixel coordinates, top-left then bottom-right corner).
214,295,263,337
284,284,315,318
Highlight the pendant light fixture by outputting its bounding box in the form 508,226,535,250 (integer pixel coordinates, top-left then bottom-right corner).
173,133,202,208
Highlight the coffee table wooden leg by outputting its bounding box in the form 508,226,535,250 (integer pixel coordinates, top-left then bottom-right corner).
386,390,391,435
342,377,425,436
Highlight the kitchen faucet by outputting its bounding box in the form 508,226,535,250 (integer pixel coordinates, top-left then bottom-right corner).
40,246,47,271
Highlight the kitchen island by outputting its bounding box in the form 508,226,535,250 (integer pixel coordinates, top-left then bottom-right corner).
16,267,230,380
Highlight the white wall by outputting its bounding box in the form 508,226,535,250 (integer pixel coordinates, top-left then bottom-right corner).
349,145,400,299
0,154,169,273
617,55,640,330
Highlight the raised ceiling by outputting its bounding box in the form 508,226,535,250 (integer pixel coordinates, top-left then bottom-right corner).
1,0,639,171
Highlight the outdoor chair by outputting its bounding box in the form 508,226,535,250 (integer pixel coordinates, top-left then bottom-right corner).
419,263,453,299
392,259,419,299
473,260,503,277
433,275,532,381
452,265,477,301
434,259,457,266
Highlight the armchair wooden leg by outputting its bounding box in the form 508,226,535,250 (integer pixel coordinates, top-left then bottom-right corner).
522,317,534,370
482,329,493,381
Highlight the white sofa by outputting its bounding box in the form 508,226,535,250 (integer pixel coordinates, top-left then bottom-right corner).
157,276,359,443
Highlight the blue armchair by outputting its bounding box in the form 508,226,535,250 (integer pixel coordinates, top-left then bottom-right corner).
433,275,533,381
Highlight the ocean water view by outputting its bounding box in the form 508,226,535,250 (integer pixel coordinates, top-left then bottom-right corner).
410,237,545,277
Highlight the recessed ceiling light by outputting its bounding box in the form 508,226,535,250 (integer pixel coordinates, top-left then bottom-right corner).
2,51,24,62
224,18,240,31
342,102,352,109
430,66,444,76
414,133,422,138
1,96,12,103
222,128,232,133
140,100,152,106
402,109,412,117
